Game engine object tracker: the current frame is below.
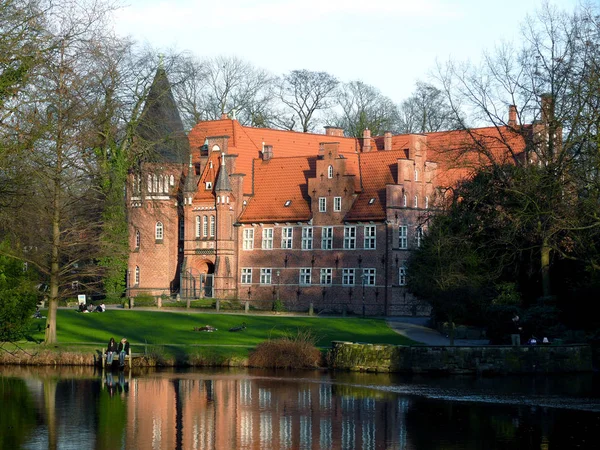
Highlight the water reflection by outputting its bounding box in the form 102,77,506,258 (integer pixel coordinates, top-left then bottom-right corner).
1,366,599,449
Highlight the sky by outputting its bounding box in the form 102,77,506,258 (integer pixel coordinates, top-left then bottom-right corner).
113,0,581,104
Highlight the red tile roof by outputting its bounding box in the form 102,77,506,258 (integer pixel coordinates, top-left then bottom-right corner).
345,150,404,221
239,156,316,223
189,120,360,195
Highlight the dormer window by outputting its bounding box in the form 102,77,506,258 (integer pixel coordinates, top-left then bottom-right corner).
368,198,375,205
212,144,220,152
205,181,212,190
284,200,292,207
328,165,333,178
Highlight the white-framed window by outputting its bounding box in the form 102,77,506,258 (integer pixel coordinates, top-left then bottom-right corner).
203,215,208,237
364,225,376,249
319,197,326,213
415,169,419,181
241,268,252,284
262,228,274,249
414,195,418,208
281,227,293,249
147,174,152,193
425,196,430,209
302,227,313,250
402,194,407,207
155,222,164,240
363,268,376,286
209,215,215,237
134,266,140,285
195,216,201,238
243,228,254,250
260,268,272,285
342,268,355,286
399,266,407,286
416,226,423,247
320,268,332,285
299,268,312,285
135,230,140,248
344,226,356,249
334,196,342,212
399,225,408,249
169,174,175,186
328,165,333,178
321,226,333,250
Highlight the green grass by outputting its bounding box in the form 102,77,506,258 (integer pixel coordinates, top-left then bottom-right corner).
22,309,415,362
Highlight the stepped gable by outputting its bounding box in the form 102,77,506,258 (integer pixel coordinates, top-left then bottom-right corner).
238,155,317,223
188,119,360,195
345,150,404,221
136,67,189,164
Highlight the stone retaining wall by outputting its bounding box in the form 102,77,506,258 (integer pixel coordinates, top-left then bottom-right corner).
329,341,593,374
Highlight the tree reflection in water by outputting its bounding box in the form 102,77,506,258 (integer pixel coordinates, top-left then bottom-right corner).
1,367,599,449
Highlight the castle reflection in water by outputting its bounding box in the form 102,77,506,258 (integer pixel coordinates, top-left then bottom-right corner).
120,372,409,449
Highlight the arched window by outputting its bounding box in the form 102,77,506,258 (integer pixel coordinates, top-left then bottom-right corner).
153,174,158,193
155,222,164,240
328,165,333,179
202,215,208,237
195,216,201,238
169,174,175,186
402,194,407,207
210,215,215,237
147,174,152,193
425,196,429,209
135,230,140,248
414,195,418,208
159,175,164,192
135,266,140,285
414,169,419,181
137,175,141,193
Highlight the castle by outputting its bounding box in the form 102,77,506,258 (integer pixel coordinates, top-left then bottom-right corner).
127,68,536,316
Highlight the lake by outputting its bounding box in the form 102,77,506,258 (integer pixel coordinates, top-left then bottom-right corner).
1,366,599,449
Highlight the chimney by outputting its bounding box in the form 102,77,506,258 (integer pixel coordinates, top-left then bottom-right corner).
324,126,344,137
220,113,229,120
384,131,392,151
541,94,554,124
362,128,371,153
508,105,517,127
262,145,273,161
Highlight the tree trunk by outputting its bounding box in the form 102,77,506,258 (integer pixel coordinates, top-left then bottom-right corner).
541,239,551,298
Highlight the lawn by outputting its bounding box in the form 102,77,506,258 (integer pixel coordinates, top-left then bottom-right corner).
20,309,415,363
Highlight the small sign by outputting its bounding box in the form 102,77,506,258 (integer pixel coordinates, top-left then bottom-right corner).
78,295,86,305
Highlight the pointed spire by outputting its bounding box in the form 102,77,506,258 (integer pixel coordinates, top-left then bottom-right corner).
183,153,196,193
136,66,189,164
214,152,232,192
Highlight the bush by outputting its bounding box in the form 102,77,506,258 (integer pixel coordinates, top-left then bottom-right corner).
133,293,155,307
248,330,322,369
272,299,285,312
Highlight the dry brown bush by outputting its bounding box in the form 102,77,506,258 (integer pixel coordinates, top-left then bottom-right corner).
248,331,323,369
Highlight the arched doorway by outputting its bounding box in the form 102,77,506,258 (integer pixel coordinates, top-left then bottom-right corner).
181,259,214,299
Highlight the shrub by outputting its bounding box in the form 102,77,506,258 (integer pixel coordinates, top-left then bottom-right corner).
133,293,155,307
248,330,322,369
272,299,285,312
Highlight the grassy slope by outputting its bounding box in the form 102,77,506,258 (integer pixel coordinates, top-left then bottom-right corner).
20,309,415,363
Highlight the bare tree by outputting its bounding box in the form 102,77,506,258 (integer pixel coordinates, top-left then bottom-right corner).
276,69,338,132
173,55,276,128
434,2,600,299
0,0,134,343
328,80,399,138
398,81,463,133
